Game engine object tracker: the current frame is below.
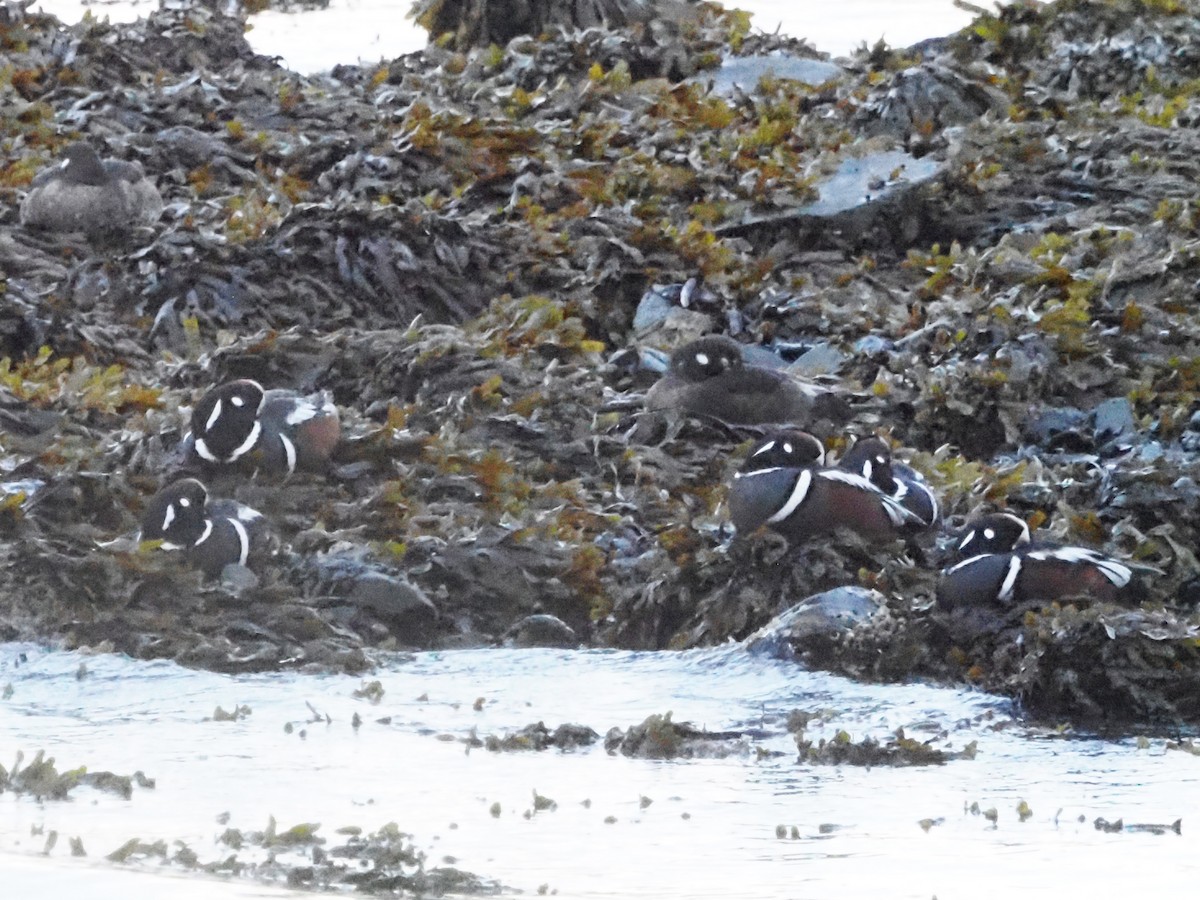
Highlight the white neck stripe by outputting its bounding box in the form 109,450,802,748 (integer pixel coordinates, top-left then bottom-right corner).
226,420,262,462
192,519,214,547
768,468,812,523
227,517,250,566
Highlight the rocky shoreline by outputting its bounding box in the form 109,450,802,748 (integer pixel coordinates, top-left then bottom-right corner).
4,0,1200,727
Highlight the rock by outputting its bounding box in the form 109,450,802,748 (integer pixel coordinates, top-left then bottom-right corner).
346,573,439,631
503,613,579,648
743,587,887,659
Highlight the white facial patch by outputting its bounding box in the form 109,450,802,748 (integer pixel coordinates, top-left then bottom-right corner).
768,468,812,523
205,399,224,432
862,460,874,481
179,497,191,508
958,530,976,551
751,440,776,458
162,504,176,531
782,442,793,454
695,353,709,366
231,396,245,407
984,527,995,540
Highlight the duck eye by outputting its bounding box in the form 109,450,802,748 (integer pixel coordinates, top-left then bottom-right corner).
694,353,709,366
232,396,245,407
984,528,995,539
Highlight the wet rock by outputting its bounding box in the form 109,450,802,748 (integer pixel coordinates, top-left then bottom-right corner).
1093,396,1136,449
794,726,976,767
743,586,887,659
503,613,580,648
483,721,599,751
604,712,749,759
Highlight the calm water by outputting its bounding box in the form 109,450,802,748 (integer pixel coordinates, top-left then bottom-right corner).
40,0,989,73
2,641,1198,897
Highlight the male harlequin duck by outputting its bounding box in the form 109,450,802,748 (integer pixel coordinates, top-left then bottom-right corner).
19,142,163,234
139,478,272,577
937,512,1138,609
643,335,821,426
839,437,938,528
728,428,919,542
189,379,341,476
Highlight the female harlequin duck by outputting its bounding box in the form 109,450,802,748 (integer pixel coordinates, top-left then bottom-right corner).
937,512,1138,609
20,142,162,234
728,428,920,542
139,478,272,577
839,437,938,528
644,335,820,426
189,379,341,476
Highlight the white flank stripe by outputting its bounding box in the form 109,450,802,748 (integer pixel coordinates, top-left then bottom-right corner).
228,517,250,566
818,468,914,525
1029,548,1132,587
279,433,297,474
997,556,1022,603
235,504,262,522
817,469,876,489
768,469,812,523
285,401,319,426
205,399,223,432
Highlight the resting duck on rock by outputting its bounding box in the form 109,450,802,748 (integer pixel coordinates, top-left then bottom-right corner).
139,478,274,577
728,428,921,543
936,512,1146,609
19,142,162,234
185,379,342,477
643,335,839,427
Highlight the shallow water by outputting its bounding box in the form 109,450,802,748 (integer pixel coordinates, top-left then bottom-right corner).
39,0,993,73
2,641,1198,896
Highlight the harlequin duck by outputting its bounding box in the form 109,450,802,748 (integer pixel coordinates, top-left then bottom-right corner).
644,335,821,426
839,437,938,528
728,428,919,542
139,478,272,577
189,379,341,476
937,512,1138,609
19,142,163,234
